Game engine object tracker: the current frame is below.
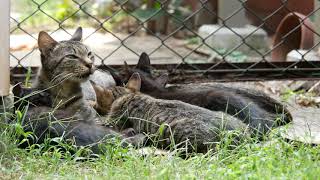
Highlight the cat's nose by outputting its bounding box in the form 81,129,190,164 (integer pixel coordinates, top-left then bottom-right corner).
90,65,96,74
83,58,93,68
85,62,93,69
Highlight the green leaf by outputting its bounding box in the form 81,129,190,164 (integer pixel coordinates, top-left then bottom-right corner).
131,8,164,22
15,110,22,122
158,123,166,137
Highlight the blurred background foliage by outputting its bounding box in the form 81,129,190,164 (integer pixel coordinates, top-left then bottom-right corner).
11,0,193,34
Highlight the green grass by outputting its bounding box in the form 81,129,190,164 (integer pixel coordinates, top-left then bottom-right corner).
1,92,319,179
1,123,320,179
280,89,306,102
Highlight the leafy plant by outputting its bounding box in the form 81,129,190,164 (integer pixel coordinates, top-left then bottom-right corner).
187,37,200,45
217,48,248,62
54,0,78,21
131,1,163,22
24,67,32,87
281,89,305,101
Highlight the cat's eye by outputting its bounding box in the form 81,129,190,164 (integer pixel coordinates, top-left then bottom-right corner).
65,54,78,59
88,52,95,61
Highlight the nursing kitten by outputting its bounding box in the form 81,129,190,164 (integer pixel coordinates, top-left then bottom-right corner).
91,73,249,153
117,53,292,134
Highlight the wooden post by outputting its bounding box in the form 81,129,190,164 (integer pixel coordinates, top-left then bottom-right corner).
0,0,10,96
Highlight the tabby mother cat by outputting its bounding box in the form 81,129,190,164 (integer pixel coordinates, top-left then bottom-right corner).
14,28,146,152
34,27,115,120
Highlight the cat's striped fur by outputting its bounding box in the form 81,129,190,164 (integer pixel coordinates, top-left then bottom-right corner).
15,27,148,152
115,53,292,135
13,83,146,153
91,73,250,153
34,27,102,122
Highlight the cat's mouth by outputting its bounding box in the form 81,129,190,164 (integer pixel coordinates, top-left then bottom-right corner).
78,71,91,79
80,71,91,78
75,67,95,81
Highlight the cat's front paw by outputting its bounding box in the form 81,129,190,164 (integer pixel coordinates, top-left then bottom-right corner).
127,133,147,147
121,128,136,137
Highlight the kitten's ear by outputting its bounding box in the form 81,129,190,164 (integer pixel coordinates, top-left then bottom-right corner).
126,73,141,92
12,83,23,97
38,31,57,51
136,52,151,73
90,80,104,97
70,27,83,41
90,80,113,115
156,73,169,87
124,61,130,74
90,80,113,100
107,68,124,86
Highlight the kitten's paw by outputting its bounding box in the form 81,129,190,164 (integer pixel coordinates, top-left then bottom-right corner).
121,128,136,137
127,133,147,147
88,100,97,108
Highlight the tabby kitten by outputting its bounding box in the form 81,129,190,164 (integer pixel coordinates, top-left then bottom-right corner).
116,53,292,134
91,73,249,153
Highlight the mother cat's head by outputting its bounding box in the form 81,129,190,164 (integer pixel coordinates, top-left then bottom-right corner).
38,27,95,83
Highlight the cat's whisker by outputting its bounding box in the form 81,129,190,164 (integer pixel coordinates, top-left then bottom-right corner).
51,73,75,85
18,28,143,154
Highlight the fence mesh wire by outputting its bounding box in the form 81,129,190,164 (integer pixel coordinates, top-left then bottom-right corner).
9,0,320,81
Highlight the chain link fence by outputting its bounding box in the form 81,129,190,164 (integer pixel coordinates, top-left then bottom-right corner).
9,0,320,82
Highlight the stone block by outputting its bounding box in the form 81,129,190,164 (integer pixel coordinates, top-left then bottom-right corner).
198,24,269,56
287,50,319,61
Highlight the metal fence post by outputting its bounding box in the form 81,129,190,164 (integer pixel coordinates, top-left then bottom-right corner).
0,0,10,96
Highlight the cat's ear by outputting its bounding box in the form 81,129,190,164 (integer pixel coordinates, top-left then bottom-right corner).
126,72,141,92
107,68,124,86
136,52,151,73
38,31,57,52
90,80,113,101
90,80,113,114
12,83,23,97
70,27,83,41
90,80,104,96
155,73,169,87
124,61,130,74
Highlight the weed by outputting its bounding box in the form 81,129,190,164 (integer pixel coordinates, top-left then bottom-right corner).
281,89,305,102
24,67,32,88
1,88,319,179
